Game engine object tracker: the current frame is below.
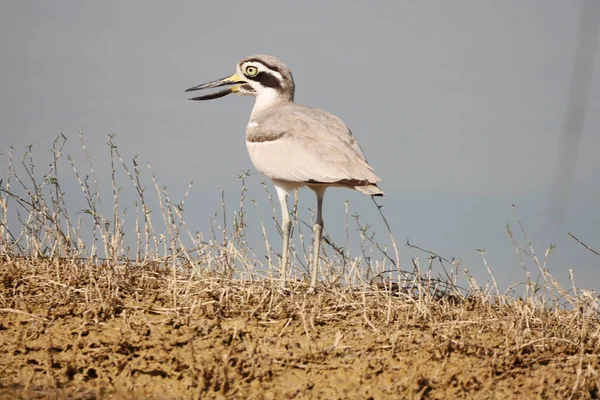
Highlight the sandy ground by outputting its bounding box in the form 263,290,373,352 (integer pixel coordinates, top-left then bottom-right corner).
1,259,599,399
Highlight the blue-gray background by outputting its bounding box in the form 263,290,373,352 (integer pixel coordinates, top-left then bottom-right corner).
1,1,599,290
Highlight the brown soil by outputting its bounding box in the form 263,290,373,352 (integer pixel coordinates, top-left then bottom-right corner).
1,258,599,399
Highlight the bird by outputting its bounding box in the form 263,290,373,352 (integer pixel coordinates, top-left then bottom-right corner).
186,54,383,291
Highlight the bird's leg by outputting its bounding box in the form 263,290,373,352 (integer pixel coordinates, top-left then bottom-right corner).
310,187,326,291
275,185,291,290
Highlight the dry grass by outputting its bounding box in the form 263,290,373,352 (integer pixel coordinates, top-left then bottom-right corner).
1,135,599,399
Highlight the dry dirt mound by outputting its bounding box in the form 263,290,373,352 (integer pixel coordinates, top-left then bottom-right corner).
1,258,599,399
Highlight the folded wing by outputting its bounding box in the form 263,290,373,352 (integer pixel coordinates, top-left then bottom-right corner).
246,103,381,188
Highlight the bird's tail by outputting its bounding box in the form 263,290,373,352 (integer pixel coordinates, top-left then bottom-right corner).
355,184,384,196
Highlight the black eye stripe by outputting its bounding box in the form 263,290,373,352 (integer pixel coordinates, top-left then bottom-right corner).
249,71,282,89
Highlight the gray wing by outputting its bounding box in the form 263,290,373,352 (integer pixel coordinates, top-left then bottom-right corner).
246,103,381,185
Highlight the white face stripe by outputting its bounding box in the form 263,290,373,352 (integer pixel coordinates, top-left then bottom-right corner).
247,121,258,128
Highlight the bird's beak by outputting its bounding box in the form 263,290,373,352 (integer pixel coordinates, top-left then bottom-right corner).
185,72,247,101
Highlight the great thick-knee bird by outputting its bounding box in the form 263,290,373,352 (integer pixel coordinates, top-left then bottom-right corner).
186,55,383,290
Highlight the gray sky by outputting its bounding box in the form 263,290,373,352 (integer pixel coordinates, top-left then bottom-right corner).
1,1,599,290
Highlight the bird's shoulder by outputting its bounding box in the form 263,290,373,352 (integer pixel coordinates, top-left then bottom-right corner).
250,103,352,140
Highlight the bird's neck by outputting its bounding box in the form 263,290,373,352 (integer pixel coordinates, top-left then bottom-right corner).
250,89,293,119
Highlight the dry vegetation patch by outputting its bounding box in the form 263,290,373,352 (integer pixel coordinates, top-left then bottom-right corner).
1,257,599,399
1,136,600,398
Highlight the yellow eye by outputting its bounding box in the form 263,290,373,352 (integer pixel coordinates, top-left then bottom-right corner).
245,66,258,77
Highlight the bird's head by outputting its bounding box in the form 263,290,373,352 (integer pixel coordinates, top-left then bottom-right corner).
185,54,295,103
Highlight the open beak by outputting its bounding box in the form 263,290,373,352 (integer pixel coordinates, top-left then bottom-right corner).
185,73,247,101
